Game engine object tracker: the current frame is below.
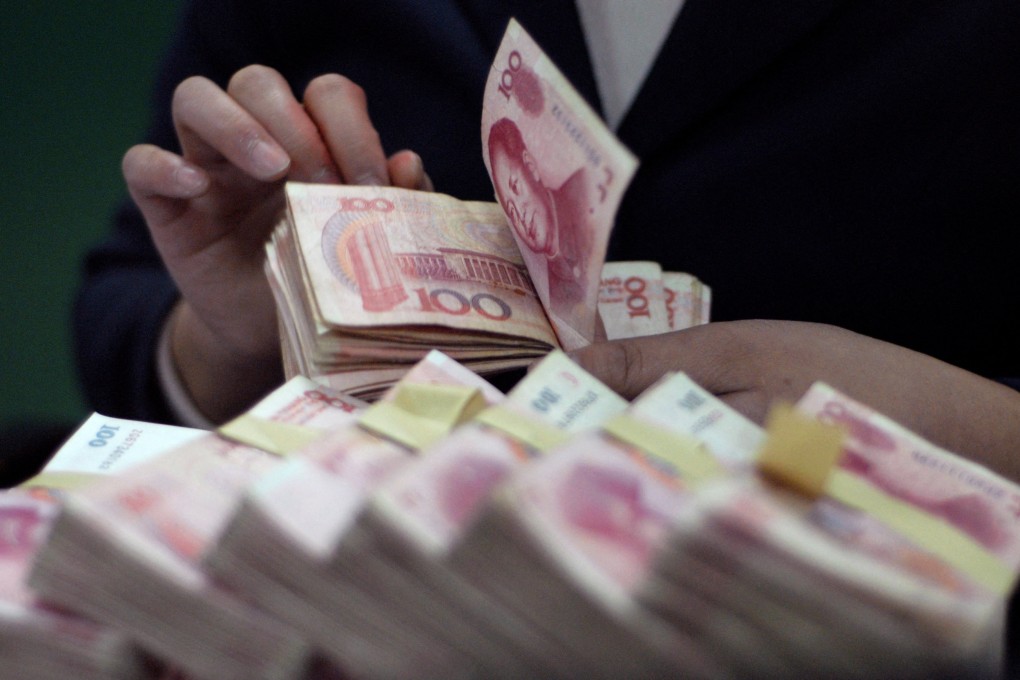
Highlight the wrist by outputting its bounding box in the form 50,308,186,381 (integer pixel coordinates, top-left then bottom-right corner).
168,301,283,424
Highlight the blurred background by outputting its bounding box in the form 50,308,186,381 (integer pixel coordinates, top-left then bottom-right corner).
1,3,181,481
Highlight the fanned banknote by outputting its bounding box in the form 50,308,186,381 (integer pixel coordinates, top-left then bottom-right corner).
481,18,639,350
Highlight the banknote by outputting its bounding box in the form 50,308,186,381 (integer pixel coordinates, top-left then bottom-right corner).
218,375,366,455
597,261,671,340
367,350,627,555
284,182,558,343
444,370,767,678
26,433,310,680
22,374,372,680
636,383,1020,678
662,271,710,329
481,18,639,351
627,372,764,469
641,479,975,679
20,413,205,489
311,350,631,678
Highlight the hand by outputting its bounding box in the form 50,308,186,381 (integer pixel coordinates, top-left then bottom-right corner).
570,320,1020,482
122,66,432,423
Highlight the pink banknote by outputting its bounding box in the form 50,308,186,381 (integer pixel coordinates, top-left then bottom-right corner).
481,19,638,350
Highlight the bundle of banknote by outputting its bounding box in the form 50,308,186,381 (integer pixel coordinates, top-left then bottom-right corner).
0,489,156,680
635,385,1019,679
1,414,210,680
266,18,708,399
201,351,508,679
7,348,1020,678
24,380,371,680
443,370,763,679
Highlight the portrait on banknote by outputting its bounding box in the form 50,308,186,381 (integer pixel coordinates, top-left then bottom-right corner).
487,116,591,320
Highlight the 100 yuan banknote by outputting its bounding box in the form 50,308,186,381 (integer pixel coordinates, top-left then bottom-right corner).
481,18,638,351
286,182,559,347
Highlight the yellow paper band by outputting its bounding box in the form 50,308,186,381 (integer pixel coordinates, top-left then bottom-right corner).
757,403,845,498
359,384,488,451
827,470,1014,594
473,406,570,452
20,471,106,491
218,416,323,457
602,414,722,483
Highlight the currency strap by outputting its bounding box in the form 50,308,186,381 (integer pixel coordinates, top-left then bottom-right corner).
602,414,723,484
20,471,106,491
473,406,570,453
358,383,489,451
218,417,323,457
756,402,845,498
756,403,1014,594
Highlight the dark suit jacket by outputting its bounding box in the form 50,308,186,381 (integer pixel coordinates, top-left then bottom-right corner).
74,0,1020,422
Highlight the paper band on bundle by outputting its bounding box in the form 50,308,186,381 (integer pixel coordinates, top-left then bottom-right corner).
20,471,107,491
358,384,488,450
473,406,570,452
218,417,323,457
756,402,845,497
602,413,723,483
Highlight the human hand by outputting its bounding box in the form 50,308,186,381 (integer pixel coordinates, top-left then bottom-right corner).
570,320,1020,481
122,65,432,422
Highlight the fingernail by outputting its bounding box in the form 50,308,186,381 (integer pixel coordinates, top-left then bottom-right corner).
251,140,290,177
175,165,207,193
352,169,388,187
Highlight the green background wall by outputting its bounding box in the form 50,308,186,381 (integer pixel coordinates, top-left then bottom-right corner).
1,4,181,433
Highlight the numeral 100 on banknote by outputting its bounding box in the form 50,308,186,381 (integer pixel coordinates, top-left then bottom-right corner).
413,287,513,321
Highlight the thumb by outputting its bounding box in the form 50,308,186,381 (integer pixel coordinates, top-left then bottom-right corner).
568,322,748,400
568,332,681,399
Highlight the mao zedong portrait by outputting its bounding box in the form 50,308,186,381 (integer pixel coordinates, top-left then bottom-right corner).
487,117,592,318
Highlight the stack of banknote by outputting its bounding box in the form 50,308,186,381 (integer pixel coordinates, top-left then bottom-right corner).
265,18,708,399
11,347,1018,679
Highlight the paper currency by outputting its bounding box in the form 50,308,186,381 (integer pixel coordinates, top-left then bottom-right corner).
20,413,204,490
26,434,311,680
797,381,1020,583
638,383,1020,679
662,271,711,329
269,183,557,397
481,18,639,350
267,18,710,395
597,261,671,340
